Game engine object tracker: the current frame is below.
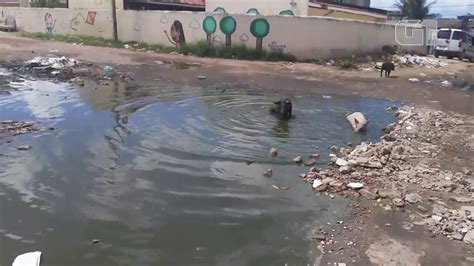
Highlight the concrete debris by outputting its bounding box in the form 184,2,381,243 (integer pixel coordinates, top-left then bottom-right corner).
452,232,464,241
294,105,474,246
311,234,327,241
263,169,273,178
359,189,377,199
304,158,317,166
464,230,474,245
393,198,405,207
313,179,323,189
347,182,364,189
405,193,422,204
339,165,353,174
451,197,473,204
293,155,303,163
198,75,207,80
336,158,348,166
346,112,369,132
269,148,278,157
17,144,31,151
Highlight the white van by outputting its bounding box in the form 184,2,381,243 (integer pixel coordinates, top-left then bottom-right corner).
434,28,470,60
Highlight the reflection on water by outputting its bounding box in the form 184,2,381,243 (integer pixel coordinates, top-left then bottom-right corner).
0,71,398,265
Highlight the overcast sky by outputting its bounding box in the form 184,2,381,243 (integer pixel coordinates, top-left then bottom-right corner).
371,0,474,18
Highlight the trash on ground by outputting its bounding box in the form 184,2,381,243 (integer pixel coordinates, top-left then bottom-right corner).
395,54,447,69
26,56,79,69
12,251,41,266
409,78,420,82
441,80,452,87
272,184,290,190
103,65,114,73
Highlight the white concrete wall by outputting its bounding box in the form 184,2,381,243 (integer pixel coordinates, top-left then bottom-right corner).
0,7,426,60
68,0,124,10
205,0,309,16
0,7,114,38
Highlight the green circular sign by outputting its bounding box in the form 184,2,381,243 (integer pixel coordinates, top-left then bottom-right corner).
250,18,270,38
213,7,226,13
203,16,217,34
247,8,260,15
220,16,237,35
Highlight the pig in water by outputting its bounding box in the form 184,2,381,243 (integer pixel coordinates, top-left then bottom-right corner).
270,99,292,120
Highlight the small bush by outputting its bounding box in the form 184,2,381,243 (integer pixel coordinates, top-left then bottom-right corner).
336,58,358,69
180,42,296,62
23,33,297,63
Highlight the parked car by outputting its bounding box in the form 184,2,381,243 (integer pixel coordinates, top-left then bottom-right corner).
434,28,469,60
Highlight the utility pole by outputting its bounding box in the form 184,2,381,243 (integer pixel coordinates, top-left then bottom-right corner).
111,0,118,41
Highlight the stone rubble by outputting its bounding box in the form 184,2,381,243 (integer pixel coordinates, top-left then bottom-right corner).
299,105,474,246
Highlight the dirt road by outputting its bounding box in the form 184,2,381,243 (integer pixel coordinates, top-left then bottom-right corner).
0,32,472,115
1,32,473,265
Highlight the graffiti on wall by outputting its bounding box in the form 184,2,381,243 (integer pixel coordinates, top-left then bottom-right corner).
70,13,84,31
86,11,97,25
202,16,217,44
219,16,236,47
164,20,186,49
268,41,286,53
69,11,101,32
44,13,56,35
250,18,270,52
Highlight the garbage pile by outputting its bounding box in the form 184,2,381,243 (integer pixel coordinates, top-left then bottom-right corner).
395,54,448,69
26,56,80,69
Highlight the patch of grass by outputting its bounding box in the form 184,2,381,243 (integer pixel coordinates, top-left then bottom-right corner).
180,40,297,62
22,32,175,53
335,58,359,69
22,33,297,62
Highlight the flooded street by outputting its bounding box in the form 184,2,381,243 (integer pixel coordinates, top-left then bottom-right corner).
0,69,399,265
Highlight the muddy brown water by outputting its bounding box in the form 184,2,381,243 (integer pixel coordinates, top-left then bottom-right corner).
0,69,399,265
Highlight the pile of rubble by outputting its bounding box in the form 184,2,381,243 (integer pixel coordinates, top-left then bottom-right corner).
294,106,474,245
394,54,448,69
